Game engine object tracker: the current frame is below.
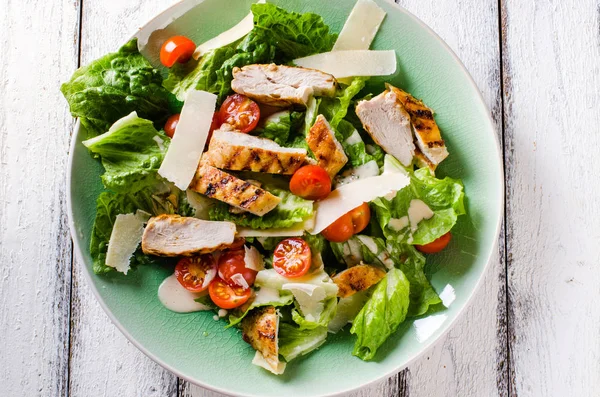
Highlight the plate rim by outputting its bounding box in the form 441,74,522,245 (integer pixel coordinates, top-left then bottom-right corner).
66,1,505,395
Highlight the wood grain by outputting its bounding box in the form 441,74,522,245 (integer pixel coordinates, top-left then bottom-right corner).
502,0,600,395
0,0,79,395
67,1,179,396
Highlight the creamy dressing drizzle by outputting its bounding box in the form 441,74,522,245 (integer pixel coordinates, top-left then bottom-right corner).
158,274,212,313
387,199,434,243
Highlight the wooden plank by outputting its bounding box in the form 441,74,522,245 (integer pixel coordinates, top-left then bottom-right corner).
391,0,508,396
502,0,600,395
0,0,80,396
67,1,179,396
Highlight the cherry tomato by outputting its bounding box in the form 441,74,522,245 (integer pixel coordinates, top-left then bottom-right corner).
160,36,196,68
416,232,452,254
321,213,354,243
208,277,252,309
273,238,312,278
349,203,371,234
289,165,332,201
218,94,260,133
218,249,257,287
164,114,180,138
175,255,217,292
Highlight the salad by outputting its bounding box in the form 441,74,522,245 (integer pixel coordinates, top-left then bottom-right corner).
61,0,465,375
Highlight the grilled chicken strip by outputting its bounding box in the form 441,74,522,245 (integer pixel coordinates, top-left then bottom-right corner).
203,130,307,175
141,214,236,257
306,115,348,178
333,264,386,298
355,87,415,167
242,306,281,372
189,164,281,216
388,84,449,165
231,64,337,107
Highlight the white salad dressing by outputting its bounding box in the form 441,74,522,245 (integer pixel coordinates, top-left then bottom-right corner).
158,274,212,313
407,199,434,232
388,216,409,231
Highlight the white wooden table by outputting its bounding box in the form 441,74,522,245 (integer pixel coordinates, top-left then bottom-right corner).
1,0,599,395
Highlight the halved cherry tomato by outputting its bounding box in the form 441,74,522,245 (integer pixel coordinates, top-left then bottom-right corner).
349,203,371,234
289,165,332,201
273,238,312,278
164,114,180,138
175,255,217,292
160,36,196,68
416,232,452,254
218,94,260,133
321,213,354,243
218,249,257,287
208,277,252,309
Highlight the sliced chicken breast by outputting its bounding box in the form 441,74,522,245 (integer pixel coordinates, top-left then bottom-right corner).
141,214,236,257
189,164,281,216
306,115,348,178
355,87,415,166
203,130,307,175
242,306,280,371
231,64,337,107
414,147,436,173
387,84,449,165
333,264,386,298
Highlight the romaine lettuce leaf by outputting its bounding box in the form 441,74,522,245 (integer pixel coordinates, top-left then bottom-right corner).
209,186,313,229
386,242,442,316
372,168,465,245
278,323,327,362
319,78,367,129
350,268,410,360
251,3,337,60
82,112,169,193
61,39,171,135
328,291,370,334
254,110,305,146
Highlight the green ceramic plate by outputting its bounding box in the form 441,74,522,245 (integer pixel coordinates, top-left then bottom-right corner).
67,0,503,395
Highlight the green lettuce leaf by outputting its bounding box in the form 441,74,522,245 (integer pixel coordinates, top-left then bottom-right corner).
82,112,169,193
209,186,313,229
336,120,381,167
251,3,337,60
163,45,236,102
278,323,327,362
387,242,442,316
350,268,410,360
318,78,367,129
254,110,305,146
61,39,171,135
372,168,466,245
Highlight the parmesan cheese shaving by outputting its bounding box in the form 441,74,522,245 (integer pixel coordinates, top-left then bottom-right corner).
105,210,150,274
252,351,286,375
293,50,396,79
311,173,410,234
244,245,264,271
332,0,386,51
230,273,250,290
158,90,217,190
